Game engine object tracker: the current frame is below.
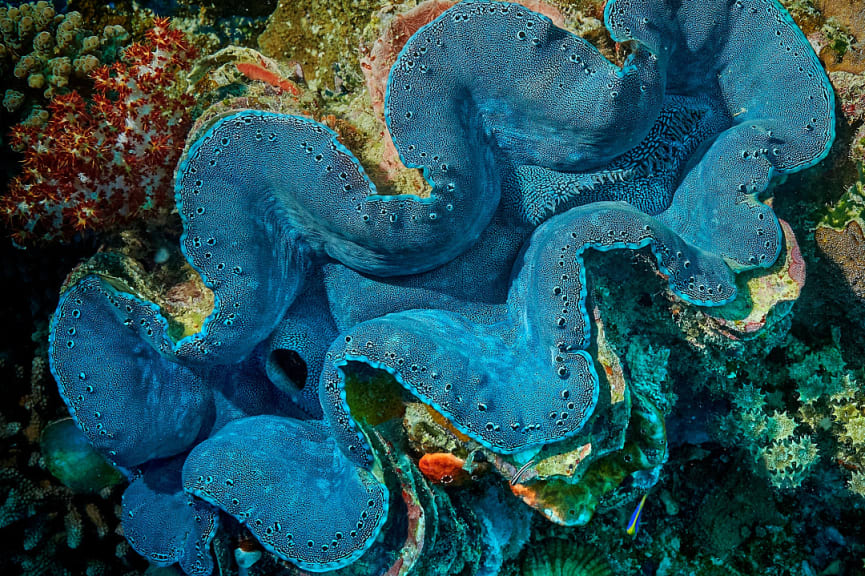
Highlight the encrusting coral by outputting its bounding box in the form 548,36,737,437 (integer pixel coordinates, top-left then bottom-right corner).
43,0,837,574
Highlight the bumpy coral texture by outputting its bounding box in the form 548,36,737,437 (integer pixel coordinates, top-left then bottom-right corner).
48,1,834,574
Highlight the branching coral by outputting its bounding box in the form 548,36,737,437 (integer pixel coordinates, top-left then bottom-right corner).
0,353,132,576
46,1,835,573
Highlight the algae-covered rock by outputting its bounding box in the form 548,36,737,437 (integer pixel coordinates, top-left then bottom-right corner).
258,0,412,91
41,418,124,493
186,45,300,97
62,251,215,342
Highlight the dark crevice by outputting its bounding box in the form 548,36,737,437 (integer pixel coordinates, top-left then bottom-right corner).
271,349,308,390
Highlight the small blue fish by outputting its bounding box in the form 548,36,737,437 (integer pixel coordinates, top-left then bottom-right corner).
626,494,648,537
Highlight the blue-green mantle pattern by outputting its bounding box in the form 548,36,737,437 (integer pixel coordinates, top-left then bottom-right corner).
47,0,833,573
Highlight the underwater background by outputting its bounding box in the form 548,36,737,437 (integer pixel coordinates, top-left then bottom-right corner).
0,0,864,574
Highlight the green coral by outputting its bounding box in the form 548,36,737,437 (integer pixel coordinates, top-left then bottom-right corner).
731,382,768,413
787,342,851,404
820,16,854,59
821,380,865,497
517,391,667,526
819,169,865,231
719,381,819,489
713,328,865,496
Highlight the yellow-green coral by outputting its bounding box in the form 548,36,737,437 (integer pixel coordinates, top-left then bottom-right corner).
828,382,865,449
824,386,865,499
767,410,799,443
849,471,865,498
839,413,865,446
0,2,128,117
344,367,408,426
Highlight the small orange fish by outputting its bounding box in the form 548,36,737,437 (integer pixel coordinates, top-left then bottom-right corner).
235,59,300,96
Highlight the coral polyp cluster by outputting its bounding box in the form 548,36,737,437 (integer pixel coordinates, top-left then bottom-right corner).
0,2,129,115
1,17,195,245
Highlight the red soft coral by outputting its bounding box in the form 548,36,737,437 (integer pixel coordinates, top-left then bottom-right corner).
2,18,198,245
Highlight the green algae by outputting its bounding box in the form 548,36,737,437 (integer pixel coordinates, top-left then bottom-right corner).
343,365,408,427
820,173,865,231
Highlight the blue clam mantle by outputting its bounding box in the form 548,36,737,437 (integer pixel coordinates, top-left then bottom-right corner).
48,0,833,572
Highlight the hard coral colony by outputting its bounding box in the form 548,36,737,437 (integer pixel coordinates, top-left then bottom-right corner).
46,0,833,574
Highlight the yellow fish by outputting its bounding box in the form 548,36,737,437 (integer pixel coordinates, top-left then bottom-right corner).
626,494,648,537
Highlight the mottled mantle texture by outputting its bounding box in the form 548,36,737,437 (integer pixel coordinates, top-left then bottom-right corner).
48,1,834,573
